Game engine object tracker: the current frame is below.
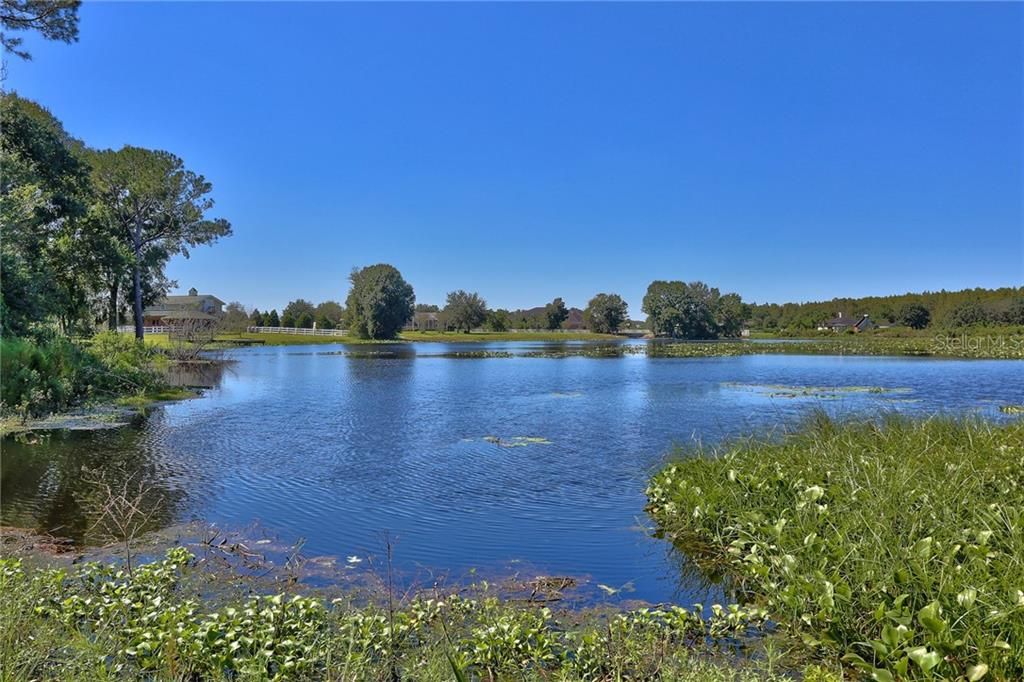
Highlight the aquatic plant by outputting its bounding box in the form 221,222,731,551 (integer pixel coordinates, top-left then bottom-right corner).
647,416,1024,680
0,549,807,681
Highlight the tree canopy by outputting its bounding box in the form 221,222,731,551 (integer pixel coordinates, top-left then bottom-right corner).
583,293,628,334
444,290,487,333
544,298,569,331
1,0,81,60
898,303,931,330
89,146,232,338
642,280,746,339
344,264,414,339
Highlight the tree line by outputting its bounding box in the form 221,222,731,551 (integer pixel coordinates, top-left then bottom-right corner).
746,287,1024,332
238,264,752,341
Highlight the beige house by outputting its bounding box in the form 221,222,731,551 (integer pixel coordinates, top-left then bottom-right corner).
142,287,224,326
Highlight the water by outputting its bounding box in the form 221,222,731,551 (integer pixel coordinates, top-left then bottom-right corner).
3,341,1022,604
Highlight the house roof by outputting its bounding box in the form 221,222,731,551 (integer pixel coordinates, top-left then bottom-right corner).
160,310,217,321
823,314,870,327
143,293,224,316
161,294,224,305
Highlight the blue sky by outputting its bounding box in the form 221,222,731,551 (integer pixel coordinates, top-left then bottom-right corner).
7,2,1022,314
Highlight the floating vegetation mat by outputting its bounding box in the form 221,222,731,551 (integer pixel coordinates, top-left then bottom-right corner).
722,382,914,400
481,435,553,448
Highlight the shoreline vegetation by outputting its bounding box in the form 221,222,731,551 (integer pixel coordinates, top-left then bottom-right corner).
647,416,1024,682
0,545,817,682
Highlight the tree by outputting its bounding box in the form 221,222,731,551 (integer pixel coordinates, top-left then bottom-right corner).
715,292,749,338
250,309,264,327
444,290,487,333
898,303,931,330
415,303,440,313
0,94,135,336
89,146,231,339
945,301,990,328
583,293,628,334
544,298,569,330
295,311,314,329
282,299,315,323
1001,299,1024,326
642,280,721,339
1,0,81,60
280,311,296,328
221,301,249,333
345,264,414,339
265,309,280,327
315,300,344,327
486,309,510,332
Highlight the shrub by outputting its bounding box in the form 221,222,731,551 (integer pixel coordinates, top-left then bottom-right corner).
1,332,166,417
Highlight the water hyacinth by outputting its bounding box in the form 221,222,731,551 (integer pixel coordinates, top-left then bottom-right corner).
0,549,802,681
646,415,1024,680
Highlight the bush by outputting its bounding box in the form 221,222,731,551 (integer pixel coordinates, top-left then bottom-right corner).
0,336,82,416
1,332,166,417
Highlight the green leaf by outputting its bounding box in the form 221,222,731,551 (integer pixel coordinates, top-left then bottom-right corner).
908,646,942,672
966,663,989,681
870,668,895,682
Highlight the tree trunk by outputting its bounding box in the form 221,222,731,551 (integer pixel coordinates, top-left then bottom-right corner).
107,279,120,331
132,226,144,340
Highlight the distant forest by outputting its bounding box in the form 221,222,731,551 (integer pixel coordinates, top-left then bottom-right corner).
747,286,1024,331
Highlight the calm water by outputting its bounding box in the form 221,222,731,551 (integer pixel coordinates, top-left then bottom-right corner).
3,341,1022,603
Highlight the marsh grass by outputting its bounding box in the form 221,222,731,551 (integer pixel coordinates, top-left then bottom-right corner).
646,416,1024,680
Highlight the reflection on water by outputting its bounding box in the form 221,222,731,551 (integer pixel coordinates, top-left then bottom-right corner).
2,340,1022,604
166,361,228,389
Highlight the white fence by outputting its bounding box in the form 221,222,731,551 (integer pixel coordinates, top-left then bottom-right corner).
117,325,170,334
247,326,349,337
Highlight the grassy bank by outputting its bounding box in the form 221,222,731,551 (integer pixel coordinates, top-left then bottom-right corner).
649,334,1024,359
646,416,1024,681
0,549,841,681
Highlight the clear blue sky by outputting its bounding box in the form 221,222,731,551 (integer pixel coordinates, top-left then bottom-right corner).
7,2,1022,315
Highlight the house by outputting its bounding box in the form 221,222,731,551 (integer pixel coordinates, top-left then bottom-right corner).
818,312,873,333
142,288,224,340
404,311,441,331
142,287,224,326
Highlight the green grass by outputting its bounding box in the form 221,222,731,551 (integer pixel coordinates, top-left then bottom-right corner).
647,416,1024,681
0,549,838,681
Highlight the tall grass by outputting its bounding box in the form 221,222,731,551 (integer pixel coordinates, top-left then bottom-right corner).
647,416,1024,680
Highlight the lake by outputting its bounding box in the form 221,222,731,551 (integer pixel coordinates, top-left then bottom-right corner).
3,340,1022,604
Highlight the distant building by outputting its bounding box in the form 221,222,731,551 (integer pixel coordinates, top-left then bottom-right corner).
142,287,225,326
818,312,873,333
141,287,224,340
404,311,441,331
